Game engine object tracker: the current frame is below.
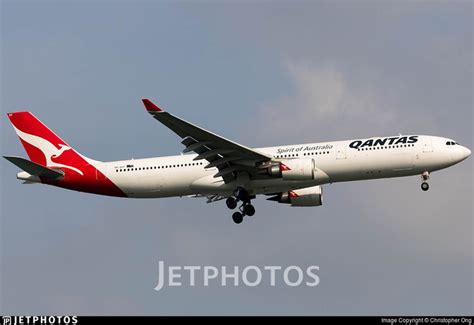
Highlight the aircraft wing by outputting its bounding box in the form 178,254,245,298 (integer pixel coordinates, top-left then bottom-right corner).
142,99,272,183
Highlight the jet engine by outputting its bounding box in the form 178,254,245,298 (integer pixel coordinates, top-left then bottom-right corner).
267,185,323,207
267,159,315,181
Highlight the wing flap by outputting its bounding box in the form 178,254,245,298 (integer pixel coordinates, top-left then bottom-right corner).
205,156,241,168
213,166,238,178
182,141,212,153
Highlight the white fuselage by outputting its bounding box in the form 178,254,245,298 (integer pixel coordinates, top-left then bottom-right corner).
97,135,470,198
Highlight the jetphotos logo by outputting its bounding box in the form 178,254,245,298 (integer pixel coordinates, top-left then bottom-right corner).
154,260,320,291
0,316,77,325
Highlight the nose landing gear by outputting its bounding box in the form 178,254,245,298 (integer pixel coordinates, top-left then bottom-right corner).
227,188,256,224
421,171,430,191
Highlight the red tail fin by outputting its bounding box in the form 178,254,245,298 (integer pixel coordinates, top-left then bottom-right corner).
7,112,92,175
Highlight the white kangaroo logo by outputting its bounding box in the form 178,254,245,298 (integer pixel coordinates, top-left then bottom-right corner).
13,126,84,175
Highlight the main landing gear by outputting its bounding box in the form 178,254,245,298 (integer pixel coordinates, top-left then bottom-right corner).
226,188,256,224
421,171,430,191
226,197,238,209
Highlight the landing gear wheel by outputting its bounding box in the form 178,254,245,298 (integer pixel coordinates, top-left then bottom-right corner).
232,212,243,224
226,197,237,209
243,204,255,217
421,182,429,191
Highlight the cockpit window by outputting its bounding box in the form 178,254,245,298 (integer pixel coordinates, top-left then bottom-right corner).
446,141,457,146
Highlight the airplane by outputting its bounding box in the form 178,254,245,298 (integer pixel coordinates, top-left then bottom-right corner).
4,99,471,224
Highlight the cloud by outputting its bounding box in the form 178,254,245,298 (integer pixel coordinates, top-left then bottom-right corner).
249,60,436,145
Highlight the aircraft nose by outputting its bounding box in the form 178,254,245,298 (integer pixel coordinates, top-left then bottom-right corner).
462,146,471,159
455,145,471,162
451,145,471,163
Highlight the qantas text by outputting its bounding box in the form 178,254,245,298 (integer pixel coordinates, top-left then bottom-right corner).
349,136,419,150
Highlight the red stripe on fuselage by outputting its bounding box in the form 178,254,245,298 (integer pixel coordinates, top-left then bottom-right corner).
42,164,127,197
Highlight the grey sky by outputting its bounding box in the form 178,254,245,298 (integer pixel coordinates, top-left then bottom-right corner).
1,0,472,315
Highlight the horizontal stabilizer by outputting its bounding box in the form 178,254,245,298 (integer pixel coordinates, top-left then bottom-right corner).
3,156,64,180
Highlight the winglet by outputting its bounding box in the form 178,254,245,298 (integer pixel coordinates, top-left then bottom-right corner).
142,99,163,112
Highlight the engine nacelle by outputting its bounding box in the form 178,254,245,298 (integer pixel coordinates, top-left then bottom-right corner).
267,159,315,181
268,186,323,207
